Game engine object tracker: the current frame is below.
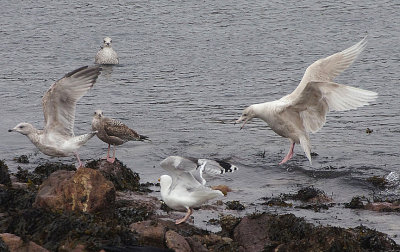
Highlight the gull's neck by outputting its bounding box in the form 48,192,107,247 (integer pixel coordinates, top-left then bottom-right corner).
251,102,277,124
26,128,42,146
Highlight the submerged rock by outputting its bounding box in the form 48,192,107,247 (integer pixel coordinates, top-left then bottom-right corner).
85,159,141,191
0,160,11,186
225,200,245,210
34,168,115,214
14,154,29,164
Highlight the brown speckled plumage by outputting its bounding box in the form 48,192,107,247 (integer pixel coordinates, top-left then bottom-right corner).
91,110,148,163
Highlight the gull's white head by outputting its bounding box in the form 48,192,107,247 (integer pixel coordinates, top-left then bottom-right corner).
93,109,103,119
8,122,35,135
236,105,257,129
102,37,113,48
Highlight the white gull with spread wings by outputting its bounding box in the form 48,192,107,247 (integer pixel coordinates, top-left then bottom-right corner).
9,66,101,168
159,156,238,224
236,37,377,165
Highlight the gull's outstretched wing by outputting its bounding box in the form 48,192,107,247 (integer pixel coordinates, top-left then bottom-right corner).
42,66,101,136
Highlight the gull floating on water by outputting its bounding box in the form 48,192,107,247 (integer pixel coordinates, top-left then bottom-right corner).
9,66,101,168
159,156,238,224
95,37,119,65
91,110,149,163
236,37,378,165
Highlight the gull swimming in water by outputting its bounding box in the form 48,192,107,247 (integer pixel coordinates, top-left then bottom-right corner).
236,37,378,165
9,66,101,168
91,110,149,163
159,156,238,224
95,37,119,65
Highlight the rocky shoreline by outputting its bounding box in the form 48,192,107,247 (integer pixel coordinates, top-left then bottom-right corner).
0,158,399,252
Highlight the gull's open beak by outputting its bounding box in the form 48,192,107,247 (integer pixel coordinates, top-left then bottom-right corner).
235,117,248,130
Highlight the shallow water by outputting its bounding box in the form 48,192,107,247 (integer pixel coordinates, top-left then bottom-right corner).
1,0,399,242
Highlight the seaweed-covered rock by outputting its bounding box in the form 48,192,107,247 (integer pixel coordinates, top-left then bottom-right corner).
0,233,49,252
287,186,331,203
231,212,400,252
225,201,245,210
15,162,76,186
0,160,11,186
85,159,140,191
345,196,367,209
14,154,29,164
34,168,115,214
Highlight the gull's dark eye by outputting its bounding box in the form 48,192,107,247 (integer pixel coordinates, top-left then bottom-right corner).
19,125,24,129
94,112,97,115
243,113,247,117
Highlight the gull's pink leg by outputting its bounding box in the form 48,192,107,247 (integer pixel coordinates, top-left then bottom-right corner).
107,145,116,163
175,208,193,224
279,142,295,165
74,152,84,168
102,144,111,160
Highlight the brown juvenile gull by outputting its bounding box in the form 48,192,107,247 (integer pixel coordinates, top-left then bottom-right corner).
159,156,238,224
95,37,119,65
91,110,149,163
236,37,378,165
9,66,101,168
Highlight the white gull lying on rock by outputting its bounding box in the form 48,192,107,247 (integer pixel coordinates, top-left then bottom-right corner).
95,37,119,65
159,156,238,224
236,37,378,165
91,110,149,163
9,66,101,168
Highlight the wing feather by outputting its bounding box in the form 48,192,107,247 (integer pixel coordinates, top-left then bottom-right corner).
285,81,377,133
42,66,101,136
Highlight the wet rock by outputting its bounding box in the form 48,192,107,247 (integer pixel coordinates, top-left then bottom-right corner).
85,159,140,191
0,233,49,252
191,234,235,251
185,237,208,252
233,213,275,252
34,168,115,214
0,160,11,186
365,202,400,212
345,196,367,209
367,175,388,188
165,230,191,252
231,212,400,252
285,186,331,203
261,197,293,208
219,214,241,237
0,236,9,252
14,154,29,164
130,220,166,248
225,200,245,210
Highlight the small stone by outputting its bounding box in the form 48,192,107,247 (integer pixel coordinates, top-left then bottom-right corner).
0,233,49,252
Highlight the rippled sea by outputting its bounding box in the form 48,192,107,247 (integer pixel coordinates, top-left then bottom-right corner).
1,0,399,241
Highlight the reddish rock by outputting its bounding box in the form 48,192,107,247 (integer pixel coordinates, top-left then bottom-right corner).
34,168,115,214
130,220,166,248
233,214,271,252
365,202,400,212
165,230,192,252
0,233,49,252
185,237,208,252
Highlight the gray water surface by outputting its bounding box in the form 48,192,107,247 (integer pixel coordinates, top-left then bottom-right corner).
1,0,399,242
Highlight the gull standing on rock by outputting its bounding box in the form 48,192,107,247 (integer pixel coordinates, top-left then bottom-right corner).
9,66,101,168
95,37,119,65
159,156,238,224
236,37,378,165
91,110,149,163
